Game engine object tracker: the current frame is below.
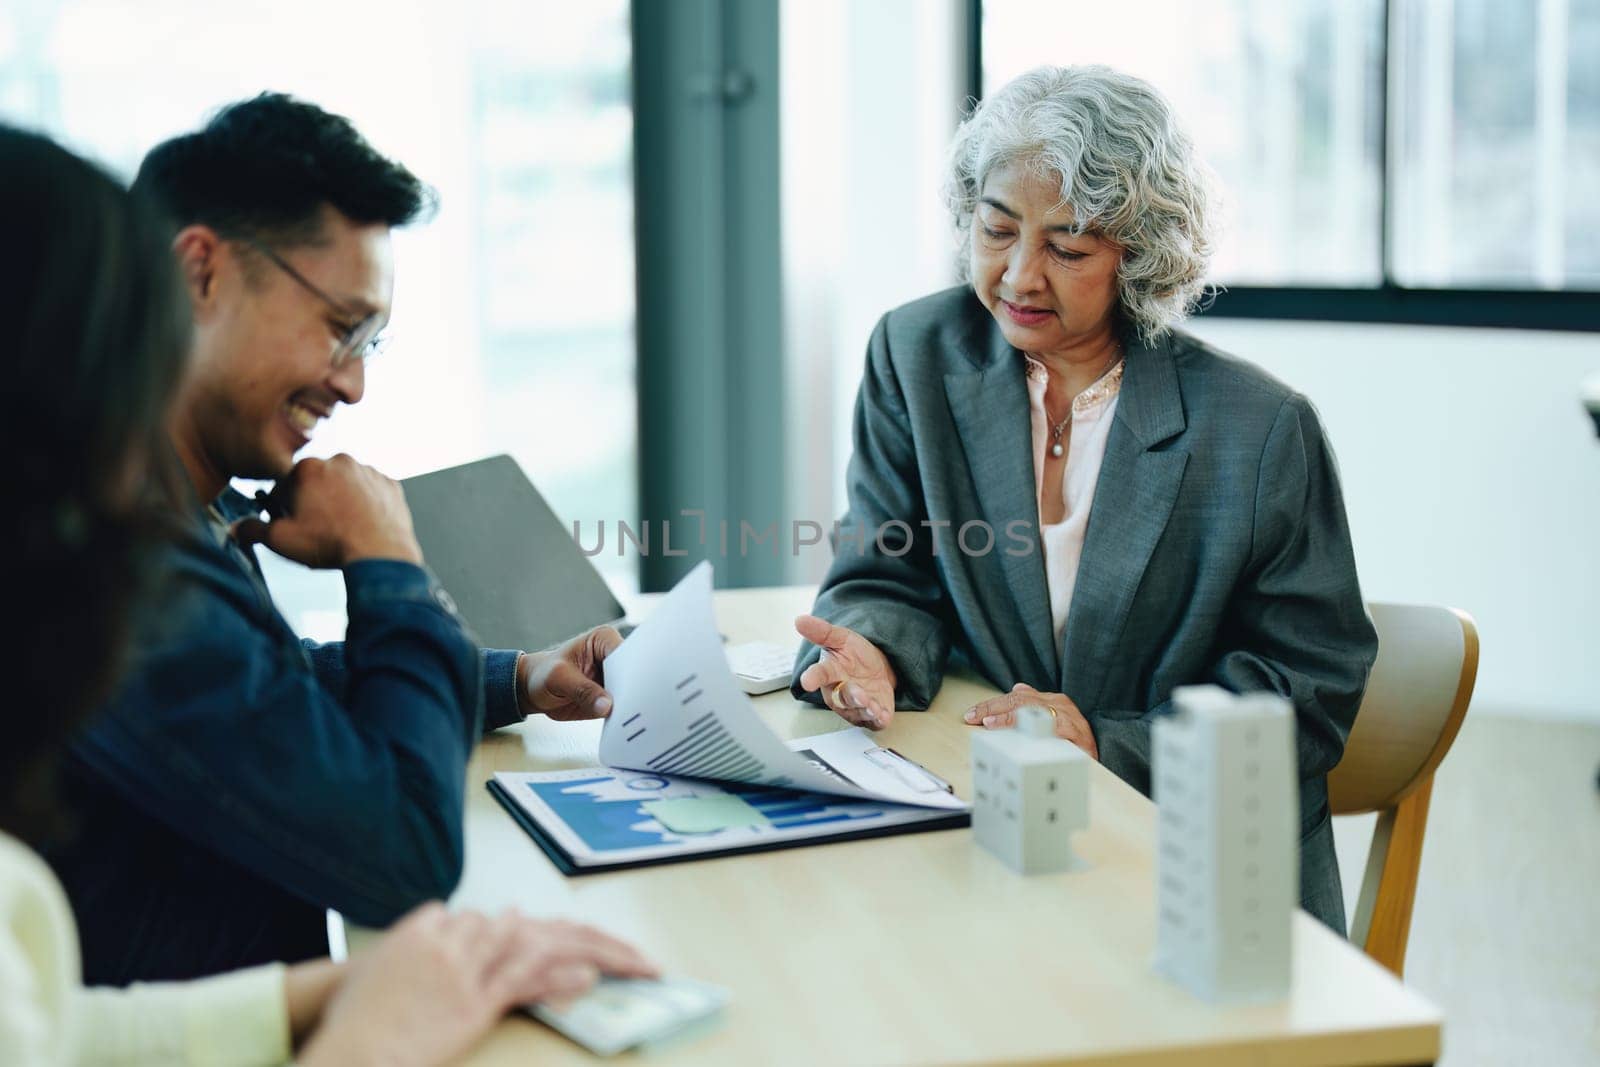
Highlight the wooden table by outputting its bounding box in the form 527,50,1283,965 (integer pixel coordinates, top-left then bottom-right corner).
404,586,1443,1065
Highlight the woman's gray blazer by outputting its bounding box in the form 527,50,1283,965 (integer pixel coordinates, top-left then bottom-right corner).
792,286,1378,933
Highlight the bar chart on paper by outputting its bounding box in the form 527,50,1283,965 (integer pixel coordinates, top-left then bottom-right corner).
524,772,898,847
491,762,968,872
596,562,969,809
641,674,766,783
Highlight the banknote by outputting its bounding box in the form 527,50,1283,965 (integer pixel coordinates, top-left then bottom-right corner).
527,976,729,1056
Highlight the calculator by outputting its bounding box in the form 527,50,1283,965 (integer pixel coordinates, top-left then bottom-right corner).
724,640,801,695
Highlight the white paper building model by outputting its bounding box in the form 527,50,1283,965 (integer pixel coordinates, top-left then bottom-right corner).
970,706,1089,874
1153,685,1297,1003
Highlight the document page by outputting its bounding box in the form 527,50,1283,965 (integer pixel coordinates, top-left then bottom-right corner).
599,563,965,811
492,761,965,870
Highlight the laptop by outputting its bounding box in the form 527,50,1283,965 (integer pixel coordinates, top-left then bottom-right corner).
401,454,629,652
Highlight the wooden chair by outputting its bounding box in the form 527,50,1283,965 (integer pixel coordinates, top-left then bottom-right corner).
1328,603,1479,978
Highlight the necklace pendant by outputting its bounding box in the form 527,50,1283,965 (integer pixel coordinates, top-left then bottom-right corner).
1050,442,1064,458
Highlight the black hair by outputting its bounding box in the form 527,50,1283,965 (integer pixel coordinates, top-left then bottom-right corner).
131,92,433,243
0,125,192,845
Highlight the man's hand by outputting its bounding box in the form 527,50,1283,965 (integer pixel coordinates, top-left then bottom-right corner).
963,682,1098,760
517,626,623,721
234,454,422,568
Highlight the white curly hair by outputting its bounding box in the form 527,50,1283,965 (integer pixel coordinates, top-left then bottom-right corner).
945,65,1219,342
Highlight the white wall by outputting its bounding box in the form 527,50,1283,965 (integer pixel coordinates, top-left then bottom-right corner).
1185,319,1600,722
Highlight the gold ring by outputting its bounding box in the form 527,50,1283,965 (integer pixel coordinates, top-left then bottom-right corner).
829,680,850,707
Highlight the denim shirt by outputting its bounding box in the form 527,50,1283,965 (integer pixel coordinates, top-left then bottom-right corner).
47,489,525,984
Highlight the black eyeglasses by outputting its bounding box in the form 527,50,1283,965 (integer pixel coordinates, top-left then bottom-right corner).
236,236,387,368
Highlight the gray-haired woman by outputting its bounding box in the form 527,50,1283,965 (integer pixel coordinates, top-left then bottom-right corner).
790,65,1376,934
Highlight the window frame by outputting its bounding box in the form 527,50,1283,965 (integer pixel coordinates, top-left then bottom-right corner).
970,0,1600,333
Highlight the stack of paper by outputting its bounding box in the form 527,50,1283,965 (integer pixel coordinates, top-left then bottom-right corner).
598,562,967,809
488,562,969,873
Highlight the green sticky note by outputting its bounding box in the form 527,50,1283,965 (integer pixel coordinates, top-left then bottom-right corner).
642,795,771,834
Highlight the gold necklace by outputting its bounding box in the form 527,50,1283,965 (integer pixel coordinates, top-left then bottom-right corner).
1045,352,1124,459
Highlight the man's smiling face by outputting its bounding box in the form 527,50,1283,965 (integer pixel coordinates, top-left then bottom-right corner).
178,206,393,482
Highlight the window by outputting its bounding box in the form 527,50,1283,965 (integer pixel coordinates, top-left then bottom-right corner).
980,0,1600,328
1390,0,1600,289
0,0,638,633
985,0,1386,288
468,1,636,590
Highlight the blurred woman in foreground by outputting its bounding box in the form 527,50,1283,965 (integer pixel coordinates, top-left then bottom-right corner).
0,123,654,1066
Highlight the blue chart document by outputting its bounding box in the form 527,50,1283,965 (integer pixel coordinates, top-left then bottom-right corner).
490,728,967,873
488,562,970,874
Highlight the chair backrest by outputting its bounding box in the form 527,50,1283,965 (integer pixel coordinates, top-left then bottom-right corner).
1329,604,1479,815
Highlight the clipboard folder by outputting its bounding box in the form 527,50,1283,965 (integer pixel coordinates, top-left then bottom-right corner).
487,773,970,877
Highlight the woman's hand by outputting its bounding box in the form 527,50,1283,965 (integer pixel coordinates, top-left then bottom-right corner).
283,959,345,1050
963,682,1098,760
298,903,658,1067
794,615,897,729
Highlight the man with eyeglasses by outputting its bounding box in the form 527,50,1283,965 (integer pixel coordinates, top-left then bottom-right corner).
46,93,623,984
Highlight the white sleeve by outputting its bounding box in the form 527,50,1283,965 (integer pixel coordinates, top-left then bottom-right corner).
0,834,77,1067
72,962,291,1067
